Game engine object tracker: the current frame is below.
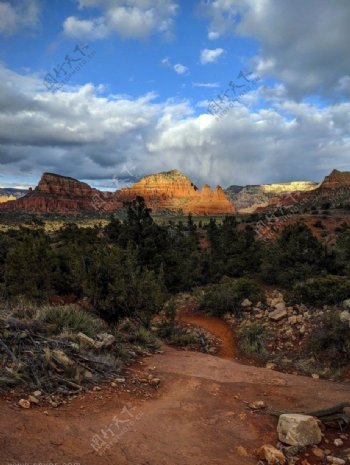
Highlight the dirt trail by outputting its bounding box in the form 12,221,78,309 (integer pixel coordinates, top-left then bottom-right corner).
179,313,235,359
1,316,350,465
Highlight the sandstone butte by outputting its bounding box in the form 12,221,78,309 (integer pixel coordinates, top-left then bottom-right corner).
117,170,236,215
0,170,236,216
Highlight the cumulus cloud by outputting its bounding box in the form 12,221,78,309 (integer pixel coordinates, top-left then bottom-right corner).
0,0,40,36
0,65,350,189
200,48,224,64
63,0,178,40
200,0,350,99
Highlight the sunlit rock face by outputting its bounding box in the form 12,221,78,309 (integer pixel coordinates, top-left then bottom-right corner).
117,170,236,215
225,181,317,213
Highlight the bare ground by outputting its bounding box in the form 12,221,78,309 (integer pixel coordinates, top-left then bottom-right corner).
0,314,349,465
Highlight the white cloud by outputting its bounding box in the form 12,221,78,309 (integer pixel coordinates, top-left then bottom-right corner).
201,0,350,99
162,57,189,75
200,48,224,64
193,82,220,88
174,63,188,75
63,0,178,40
0,0,39,36
1,65,350,188
208,31,220,40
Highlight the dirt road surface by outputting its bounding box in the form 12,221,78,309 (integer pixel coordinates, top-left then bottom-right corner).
1,315,349,465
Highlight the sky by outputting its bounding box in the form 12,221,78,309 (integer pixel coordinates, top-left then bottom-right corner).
0,0,350,190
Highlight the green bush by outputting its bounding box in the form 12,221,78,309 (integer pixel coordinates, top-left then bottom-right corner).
307,314,350,364
286,275,350,306
132,326,161,350
39,305,104,337
238,323,270,358
198,277,265,317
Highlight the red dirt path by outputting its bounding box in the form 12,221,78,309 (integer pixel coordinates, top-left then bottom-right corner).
1,315,349,465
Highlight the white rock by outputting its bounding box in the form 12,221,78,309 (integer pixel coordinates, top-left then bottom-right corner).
277,414,322,446
241,298,252,308
334,438,344,447
327,457,346,465
18,399,30,409
339,310,350,323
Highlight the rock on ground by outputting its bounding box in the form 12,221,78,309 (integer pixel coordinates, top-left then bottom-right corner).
277,414,322,447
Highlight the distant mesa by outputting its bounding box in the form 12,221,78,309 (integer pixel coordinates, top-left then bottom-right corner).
0,169,235,216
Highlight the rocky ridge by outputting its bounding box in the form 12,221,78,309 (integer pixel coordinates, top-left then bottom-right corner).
0,170,235,216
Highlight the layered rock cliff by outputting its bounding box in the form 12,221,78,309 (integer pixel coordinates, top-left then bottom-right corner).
117,170,235,215
225,181,317,213
0,173,122,214
0,170,235,216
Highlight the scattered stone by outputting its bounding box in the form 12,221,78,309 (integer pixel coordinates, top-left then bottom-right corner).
33,390,42,398
249,400,266,410
342,299,350,309
256,444,286,465
277,414,322,447
77,332,96,348
95,333,115,349
327,457,346,465
18,398,30,409
114,377,126,383
28,395,39,404
149,378,160,387
339,310,350,323
269,307,288,321
93,386,102,391
311,374,320,379
266,362,277,370
334,439,344,447
111,382,117,388
241,298,252,308
236,446,248,457
312,447,325,459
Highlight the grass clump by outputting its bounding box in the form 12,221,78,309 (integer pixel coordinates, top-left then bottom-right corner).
38,305,105,337
238,323,270,358
133,326,161,350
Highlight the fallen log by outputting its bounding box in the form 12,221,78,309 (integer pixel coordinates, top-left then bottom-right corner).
269,402,350,418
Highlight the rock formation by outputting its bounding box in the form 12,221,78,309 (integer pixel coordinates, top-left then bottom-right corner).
225,181,317,213
0,170,235,216
117,170,235,215
0,173,122,214
0,188,27,204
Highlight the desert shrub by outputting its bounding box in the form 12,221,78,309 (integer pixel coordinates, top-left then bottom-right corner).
238,323,270,358
169,332,197,346
198,277,265,317
286,275,350,306
132,326,160,350
307,314,350,364
39,305,104,337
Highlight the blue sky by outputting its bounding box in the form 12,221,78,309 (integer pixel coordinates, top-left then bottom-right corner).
0,0,350,189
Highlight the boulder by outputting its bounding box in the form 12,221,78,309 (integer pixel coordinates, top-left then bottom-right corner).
277,414,322,446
